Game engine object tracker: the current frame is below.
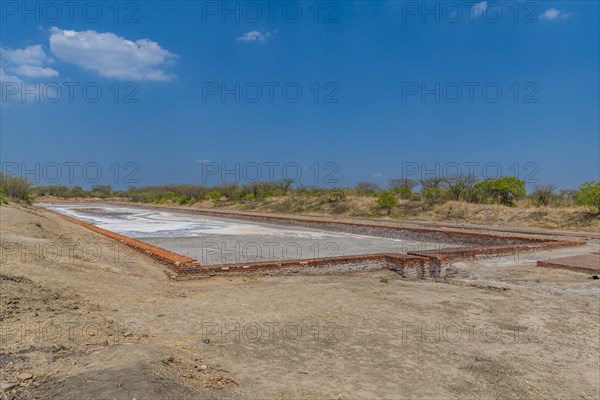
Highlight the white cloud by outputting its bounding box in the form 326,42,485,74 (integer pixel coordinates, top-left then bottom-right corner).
0,68,23,85
236,31,272,44
49,27,176,81
471,1,487,18
12,65,59,78
1,45,53,66
540,8,571,21
0,45,59,78
372,173,384,178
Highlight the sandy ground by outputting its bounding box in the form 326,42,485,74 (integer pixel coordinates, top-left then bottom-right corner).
1,204,599,399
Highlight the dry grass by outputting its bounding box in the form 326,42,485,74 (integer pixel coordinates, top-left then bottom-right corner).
213,196,599,232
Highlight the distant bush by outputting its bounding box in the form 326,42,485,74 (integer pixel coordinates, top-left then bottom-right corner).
328,188,347,203
576,180,600,213
554,189,577,207
475,177,526,206
376,191,398,215
90,185,112,198
355,182,380,197
422,186,446,208
529,184,557,207
0,187,8,204
446,175,476,202
207,190,222,204
420,177,448,208
0,173,33,204
389,178,418,199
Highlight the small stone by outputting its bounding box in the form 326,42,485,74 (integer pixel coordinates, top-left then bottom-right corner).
200,365,208,370
1,381,19,391
17,373,33,381
122,332,132,337
161,356,175,365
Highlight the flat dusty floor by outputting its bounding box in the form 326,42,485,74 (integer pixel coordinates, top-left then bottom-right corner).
1,204,599,399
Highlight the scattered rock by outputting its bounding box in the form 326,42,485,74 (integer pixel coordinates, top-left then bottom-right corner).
203,339,210,344
592,275,599,280
17,373,33,381
1,381,19,391
162,356,175,365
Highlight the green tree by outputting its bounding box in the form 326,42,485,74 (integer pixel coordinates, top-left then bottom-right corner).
475,177,526,206
376,191,398,215
576,180,600,212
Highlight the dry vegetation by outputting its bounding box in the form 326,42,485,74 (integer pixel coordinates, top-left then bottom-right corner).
199,196,600,232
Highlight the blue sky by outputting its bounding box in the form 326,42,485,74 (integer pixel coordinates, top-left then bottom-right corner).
1,1,598,189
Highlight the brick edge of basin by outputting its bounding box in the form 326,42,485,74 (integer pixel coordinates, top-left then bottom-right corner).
536,253,600,274
43,208,198,275
42,206,586,280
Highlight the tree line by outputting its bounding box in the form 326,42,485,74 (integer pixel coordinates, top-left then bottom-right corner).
1,172,599,214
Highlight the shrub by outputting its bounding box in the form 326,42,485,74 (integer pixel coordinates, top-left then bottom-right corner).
389,178,418,199
422,186,446,208
0,173,33,204
207,190,222,204
576,180,600,212
328,188,346,203
355,182,380,197
529,184,556,207
394,186,413,200
376,191,398,215
555,189,577,207
0,187,8,204
446,175,476,201
230,188,245,202
90,185,112,198
475,177,526,206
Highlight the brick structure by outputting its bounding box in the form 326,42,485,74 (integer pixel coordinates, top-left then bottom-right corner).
43,206,586,280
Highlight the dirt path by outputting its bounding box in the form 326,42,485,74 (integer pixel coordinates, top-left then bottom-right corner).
1,204,599,399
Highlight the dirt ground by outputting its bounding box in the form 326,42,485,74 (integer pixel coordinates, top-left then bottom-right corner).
1,204,599,399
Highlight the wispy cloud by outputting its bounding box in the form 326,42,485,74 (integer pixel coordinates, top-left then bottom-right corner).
236,31,274,44
0,45,59,78
11,64,59,78
372,173,384,178
49,27,177,81
540,8,572,21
